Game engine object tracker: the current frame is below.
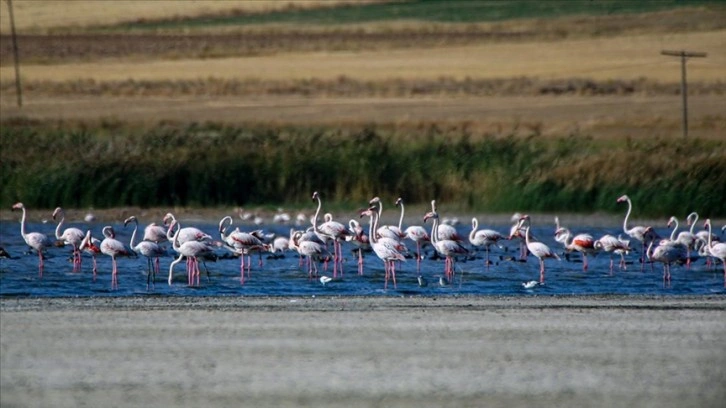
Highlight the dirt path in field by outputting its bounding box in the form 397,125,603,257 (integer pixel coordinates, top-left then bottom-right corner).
2,94,723,138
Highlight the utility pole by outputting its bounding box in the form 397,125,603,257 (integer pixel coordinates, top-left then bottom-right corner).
5,0,22,107
661,50,707,138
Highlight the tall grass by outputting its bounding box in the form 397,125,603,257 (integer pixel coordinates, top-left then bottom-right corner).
1,119,724,216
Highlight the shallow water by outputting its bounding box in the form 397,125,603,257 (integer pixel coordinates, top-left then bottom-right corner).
1,220,724,297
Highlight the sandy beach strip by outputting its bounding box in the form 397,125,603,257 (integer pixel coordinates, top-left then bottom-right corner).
2,295,725,407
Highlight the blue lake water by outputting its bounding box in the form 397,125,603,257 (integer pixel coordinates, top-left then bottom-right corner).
1,220,724,297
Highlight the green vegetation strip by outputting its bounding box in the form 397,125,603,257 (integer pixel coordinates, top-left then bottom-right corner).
1,119,724,216
116,0,719,30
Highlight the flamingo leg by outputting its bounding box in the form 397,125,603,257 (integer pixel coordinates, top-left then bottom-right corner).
416,242,422,274
539,258,545,284
583,253,588,271
390,261,397,289
38,250,44,277
239,254,245,284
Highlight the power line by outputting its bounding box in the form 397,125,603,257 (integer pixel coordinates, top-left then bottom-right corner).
661,50,708,138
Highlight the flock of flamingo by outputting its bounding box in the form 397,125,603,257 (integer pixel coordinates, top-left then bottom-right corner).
7,193,726,290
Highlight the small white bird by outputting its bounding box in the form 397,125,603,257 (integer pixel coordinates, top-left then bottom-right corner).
417,275,428,287
319,276,333,286
522,280,539,289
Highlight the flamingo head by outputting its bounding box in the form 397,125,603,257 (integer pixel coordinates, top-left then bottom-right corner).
359,208,374,219
667,216,677,228
368,196,381,206
123,216,136,228
616,195,629,203
162,213,174,226
52,207,63,220
423,211,438,223
312,191,320,201
395,197,403,207
11,202,24,211
703,219,711,229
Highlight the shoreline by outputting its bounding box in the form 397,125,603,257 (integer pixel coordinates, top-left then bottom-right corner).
3,294,725,312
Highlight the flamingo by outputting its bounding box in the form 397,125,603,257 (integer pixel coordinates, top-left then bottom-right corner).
346,219,370,275
11,202,54,276
168,220,216,286
311,191,350,277
617,194,658,271
369,197,406,241
424,206,470,281
361,207,406,289
667,216,696,268
290,230,331,279
124,216,166,289
219,216,265,284
594,234,631,273
78,229,101,278
404,224,430,273
469,217,506,269
100,226,135,289
703,219,726,286
645,229,687,285
554,227,596,271
508,212,528,261
516,215,560,284
143,222,168,244
162,213,213,244
52,207,85,272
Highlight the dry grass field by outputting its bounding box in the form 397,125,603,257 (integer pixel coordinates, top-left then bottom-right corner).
0,0,374,33
1,2,724,139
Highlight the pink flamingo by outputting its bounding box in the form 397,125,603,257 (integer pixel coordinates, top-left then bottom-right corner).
404,224,430,273
703,219,726,286
361,207,406,289
508,212,529,261
369,196,406,241
100,226,135,289
143,221,169,244
11,202,54,276
290,230,331,279
594,234,631,273
52,207,85,272
78,229,101,278
517,215,560,284
424,205,470,281
168,220,216,286
346,219,370,275
617,195,658,271
645,229,687,286
219,216,265,284
311,191,350,277
469,217,506,269
554,227,596,271
124,216,166,289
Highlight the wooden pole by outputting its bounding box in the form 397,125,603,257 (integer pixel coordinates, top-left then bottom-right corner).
5,0,23,107
660,50,707,138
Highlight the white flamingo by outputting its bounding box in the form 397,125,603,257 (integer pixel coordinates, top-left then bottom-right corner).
290,230,331,279
361,207,406,289
594,234,631,273
311,191,350,277
667,216,696,267
703,219,726,287
424,206,469,281
646,229,687,286
554,227,596,271
124,216,166,289
517,215,560,284
143,222,168,244
100,226,135,289
469,217,506,269
369,197,406,241
617,194,658,271
168,220,216,286
11,202,54,276
52,207,85,272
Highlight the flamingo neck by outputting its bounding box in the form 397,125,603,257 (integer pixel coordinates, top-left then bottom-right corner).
469,218,479,242
430,215,440,245
219,216,233,242
669,218,679,241
129,219,139,249
18,206,28,238
367,211,378,245
622,198,633,234
705,221,712,248
688,213,698,236
313,196,322,231
54,210,65,239
397,202,404,230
